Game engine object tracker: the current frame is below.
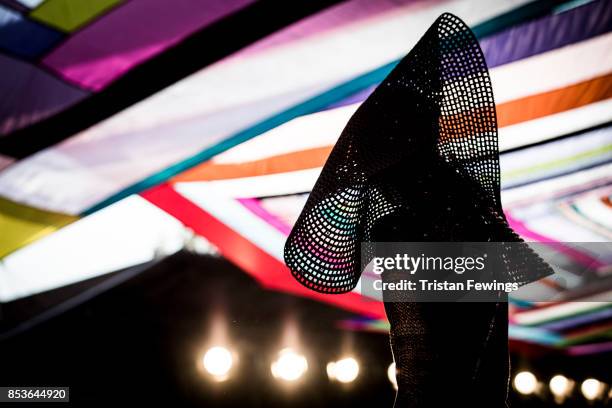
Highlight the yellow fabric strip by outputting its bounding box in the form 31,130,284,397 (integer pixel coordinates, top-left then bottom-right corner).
0,196,78,258
30,0,123,32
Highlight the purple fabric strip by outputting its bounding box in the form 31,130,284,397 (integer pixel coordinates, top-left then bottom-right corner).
481,0,612,68
323,0,612,111
42,0,255,91
540,307,612,332
566,341,612,356
0,54,88,136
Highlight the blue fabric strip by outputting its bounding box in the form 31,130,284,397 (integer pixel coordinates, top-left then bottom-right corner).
0,5,63,60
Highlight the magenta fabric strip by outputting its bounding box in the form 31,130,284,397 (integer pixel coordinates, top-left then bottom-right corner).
504,212,606,269
566,341,612,356
237,198,293,236
42,0,255,91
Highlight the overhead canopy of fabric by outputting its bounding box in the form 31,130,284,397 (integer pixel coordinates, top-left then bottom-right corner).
0,0,610,353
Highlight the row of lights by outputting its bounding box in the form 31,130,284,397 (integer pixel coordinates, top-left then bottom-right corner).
202,345,397,386
203,346,607,403
514,371,609,403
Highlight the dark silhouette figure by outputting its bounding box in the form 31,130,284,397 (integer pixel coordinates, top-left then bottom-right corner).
284,13,552,407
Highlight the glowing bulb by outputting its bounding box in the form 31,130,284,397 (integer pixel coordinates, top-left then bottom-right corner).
203,346,233,379
514,371,537,395
326,362,335,378
326,357,359,383
581,378,604,401
271,348,308,381
387,362,398,390
549,374,571,398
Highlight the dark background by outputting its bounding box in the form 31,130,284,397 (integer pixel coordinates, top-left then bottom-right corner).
0,251,609,407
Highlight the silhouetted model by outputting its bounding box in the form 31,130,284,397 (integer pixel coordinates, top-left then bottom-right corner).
285,13,551,407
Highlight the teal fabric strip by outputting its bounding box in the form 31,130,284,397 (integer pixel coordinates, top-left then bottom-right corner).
83,0,571,216
509,324,562,345
471,0,570,38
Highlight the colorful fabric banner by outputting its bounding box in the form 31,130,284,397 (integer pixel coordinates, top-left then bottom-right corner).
0,0,530,215
41,0,257,90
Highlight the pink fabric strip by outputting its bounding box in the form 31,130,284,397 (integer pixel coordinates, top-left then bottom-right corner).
566,341,612,356
237,197,293,236
42,0,254,91
505,211,606,269
240,0,417,56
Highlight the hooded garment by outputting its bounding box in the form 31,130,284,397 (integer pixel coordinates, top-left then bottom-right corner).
283,12,552,294
283,13,553,407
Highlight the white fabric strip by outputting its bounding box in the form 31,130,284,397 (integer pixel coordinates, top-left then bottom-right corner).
0,195,186,302
171,159,612,202
499,98,612,151
210,89,612,167
174,182,287,262
175,169,320,199
573,193,612,230
517,206,610,242
500,126,612,175
0,0,531,214
212,104,359,164
490,31,612,103
501,163,612,207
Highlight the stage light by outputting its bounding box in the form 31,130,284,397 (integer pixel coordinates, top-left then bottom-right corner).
327,357,359,383
549,374,572,399
581,378,604,401
514,371,537,395
271,348,308,382
387,362,398,390
203,346,233,380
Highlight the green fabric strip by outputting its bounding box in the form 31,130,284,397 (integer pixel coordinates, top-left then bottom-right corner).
502,144,612,182
30,0,123,32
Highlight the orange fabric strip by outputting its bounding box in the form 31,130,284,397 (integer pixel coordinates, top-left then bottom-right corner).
172,74,612,182
173,145,332,182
